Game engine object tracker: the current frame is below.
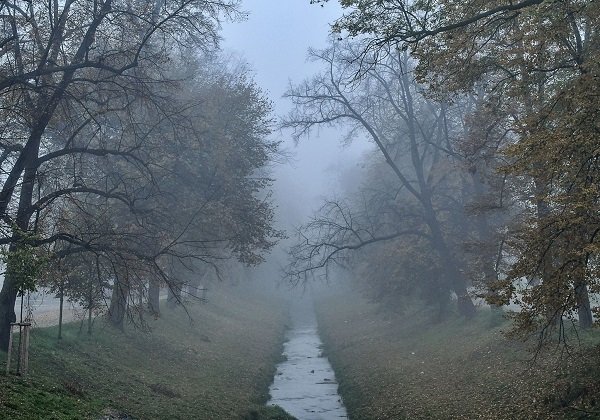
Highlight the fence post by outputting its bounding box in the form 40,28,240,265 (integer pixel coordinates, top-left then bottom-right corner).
5,323,13,374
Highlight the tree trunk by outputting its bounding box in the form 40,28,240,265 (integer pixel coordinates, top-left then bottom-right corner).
87,305,92,335
0,265,18,351
401,81,477,318
447,264,477,318
108,276,129,329
0,2,118,348
430,226,476,317
87,277,93,335
432,289,452,323
469,169,504,310
148,277,160,316
58,279,64,340
422,197,477,318
575,280,593,329
0,1,121,349
0,165,39,351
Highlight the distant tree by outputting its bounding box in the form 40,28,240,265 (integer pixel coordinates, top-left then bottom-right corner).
40,56,283,329
284,40,478,317
42,253,109,336
319,0,600,339
133,57,283,317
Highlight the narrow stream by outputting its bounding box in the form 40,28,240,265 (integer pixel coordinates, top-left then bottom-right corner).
268,300,348,420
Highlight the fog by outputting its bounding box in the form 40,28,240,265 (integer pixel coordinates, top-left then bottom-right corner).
0,1,597,419
222,0,369,227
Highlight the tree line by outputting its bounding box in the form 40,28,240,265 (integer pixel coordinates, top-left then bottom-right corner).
0,0,283,350
288,0,600,343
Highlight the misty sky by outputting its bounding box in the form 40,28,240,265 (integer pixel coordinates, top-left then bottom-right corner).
221,0,369,227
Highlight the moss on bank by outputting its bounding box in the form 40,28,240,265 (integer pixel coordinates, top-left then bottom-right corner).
0,287,294,419
316,291,600,420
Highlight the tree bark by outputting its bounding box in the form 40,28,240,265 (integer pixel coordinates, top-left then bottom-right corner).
427,221,476,317
108,276,129,329
0,165,39,351
148,277,160,316
0,1,117,348
87,305,92,335
398,64,476,318
0,258,18,350
575,281,593,329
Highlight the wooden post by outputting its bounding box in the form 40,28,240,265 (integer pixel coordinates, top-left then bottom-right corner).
88,277,93,335
22,324,30,376
6,324,13,374
58,279,64,340
6,322,31,376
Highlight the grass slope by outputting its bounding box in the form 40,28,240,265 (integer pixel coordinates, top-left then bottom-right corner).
0,287,294,420
316,292,600,420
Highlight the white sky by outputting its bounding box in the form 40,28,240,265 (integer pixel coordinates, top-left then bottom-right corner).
221,0,369,228
221,0,340,112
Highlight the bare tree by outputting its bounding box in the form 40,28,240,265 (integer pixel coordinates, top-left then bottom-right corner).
0,0,243,349
284,40,478,317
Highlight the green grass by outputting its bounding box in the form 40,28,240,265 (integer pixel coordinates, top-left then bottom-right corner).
316,292,600,420
0,287,295,420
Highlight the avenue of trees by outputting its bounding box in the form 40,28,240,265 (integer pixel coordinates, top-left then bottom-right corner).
288,0,600,342
0,0,283,350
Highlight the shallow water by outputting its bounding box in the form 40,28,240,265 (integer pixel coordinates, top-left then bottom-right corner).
268,301,348,420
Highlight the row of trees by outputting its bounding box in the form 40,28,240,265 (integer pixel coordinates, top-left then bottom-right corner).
0,0,282,349
289,0,599,341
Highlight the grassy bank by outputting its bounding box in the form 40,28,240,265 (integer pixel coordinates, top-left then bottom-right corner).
316,291,600,419
0,287,294,419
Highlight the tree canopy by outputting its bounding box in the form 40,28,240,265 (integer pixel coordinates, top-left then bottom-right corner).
0,0,282,346
290,0,600,343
